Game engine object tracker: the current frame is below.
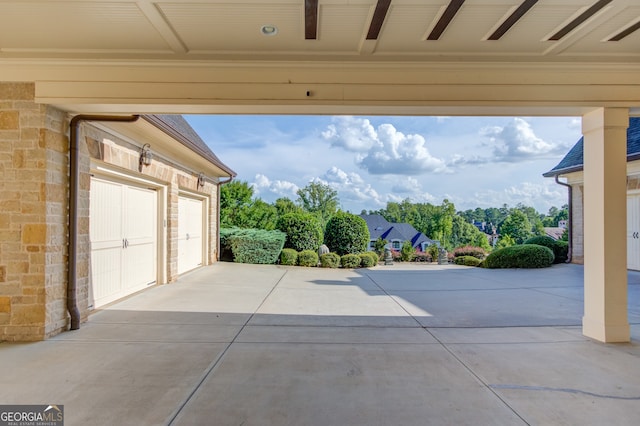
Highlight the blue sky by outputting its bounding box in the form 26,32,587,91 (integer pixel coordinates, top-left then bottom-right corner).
185,115,582,215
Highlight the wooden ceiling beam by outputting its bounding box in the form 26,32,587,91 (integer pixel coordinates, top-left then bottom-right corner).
366,0,392,40
427,0,465,41
549,0,612,41
488,0,538,41
305,0,319,40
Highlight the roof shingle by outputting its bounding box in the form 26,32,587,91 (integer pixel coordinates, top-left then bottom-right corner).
142,115,236,177
544,117,640,177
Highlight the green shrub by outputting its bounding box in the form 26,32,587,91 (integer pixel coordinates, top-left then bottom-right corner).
373,237,387,257
454,255,482,267
359,253,376,268
298,250,319,267
320,252,341,268
453,245,486,259
523,235,568,264
554,240,569,263
279,248,298,266
366,251,379,266
484,244,554,269
400,240,415,262
427,244,439,263
324,212,370,255
341,253,362,268
276,212,323,252
220,227,285,264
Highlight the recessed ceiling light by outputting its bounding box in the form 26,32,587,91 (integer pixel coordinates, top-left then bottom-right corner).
260,25,278,36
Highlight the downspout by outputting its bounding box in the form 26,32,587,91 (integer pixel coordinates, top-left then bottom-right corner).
554,175,573,263
216,176,233,261
68,114,139,330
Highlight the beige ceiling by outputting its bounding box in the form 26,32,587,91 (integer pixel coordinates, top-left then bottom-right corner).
0,0,639,115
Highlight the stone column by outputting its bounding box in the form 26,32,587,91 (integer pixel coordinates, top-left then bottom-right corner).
582,107,630,342
0,82,69,341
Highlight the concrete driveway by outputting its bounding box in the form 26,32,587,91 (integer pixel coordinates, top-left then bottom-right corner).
1,262,639,425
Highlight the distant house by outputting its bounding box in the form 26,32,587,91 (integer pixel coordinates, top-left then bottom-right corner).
544,220,567,241
544,117,640,267
360,214,436,251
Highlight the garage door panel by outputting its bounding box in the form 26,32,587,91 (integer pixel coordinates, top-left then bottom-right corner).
178,196,204,274
125,186,157,240
90,179,122,243
123,242,156,290
628,195,640,271
90,177,158,308
90,247,122,307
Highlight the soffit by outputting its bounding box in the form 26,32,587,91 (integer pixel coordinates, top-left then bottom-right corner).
0,0,637,62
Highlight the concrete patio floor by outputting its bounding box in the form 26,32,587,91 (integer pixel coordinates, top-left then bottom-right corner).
1,262,640,425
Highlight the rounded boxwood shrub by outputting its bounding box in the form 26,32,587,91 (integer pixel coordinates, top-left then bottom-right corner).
276,212,323,252
454,255,482,267
298,250,319,267
484,244,554,269
280,248,298,266
365,251,379,266
324,212,370,255
341,253,362,268
523,235,568,264
359,253,376,268
320,252,341,268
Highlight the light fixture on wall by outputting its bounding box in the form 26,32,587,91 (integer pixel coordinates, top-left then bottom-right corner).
197,172,206,188
138,143,152,172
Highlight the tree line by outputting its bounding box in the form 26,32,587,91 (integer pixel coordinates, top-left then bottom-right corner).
220,180,569,251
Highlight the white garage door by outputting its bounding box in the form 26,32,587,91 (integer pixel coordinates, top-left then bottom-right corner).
628,194,640,271
178,195,204,274
90,177,158,308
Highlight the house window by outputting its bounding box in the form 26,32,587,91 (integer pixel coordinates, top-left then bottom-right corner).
392,240,401,250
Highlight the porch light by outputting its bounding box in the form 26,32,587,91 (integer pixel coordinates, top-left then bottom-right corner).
138,143,152,172
197,172,206,187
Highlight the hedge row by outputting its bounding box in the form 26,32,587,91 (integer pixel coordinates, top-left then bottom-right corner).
279,249,378,268
453,246,486,259
220,228,285,264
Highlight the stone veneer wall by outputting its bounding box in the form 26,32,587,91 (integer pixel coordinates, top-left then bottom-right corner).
0,83,69,341
80,123,218,286
1,84,219,342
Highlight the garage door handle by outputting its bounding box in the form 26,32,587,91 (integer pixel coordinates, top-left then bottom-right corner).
186,233,190,240
123,238,129,248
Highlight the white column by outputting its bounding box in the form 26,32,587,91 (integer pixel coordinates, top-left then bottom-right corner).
582,108,630,343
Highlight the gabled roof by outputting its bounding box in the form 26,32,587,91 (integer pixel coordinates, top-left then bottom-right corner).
360,214,435,249
543,117,640,177
360,214,393,240
142,115,236,177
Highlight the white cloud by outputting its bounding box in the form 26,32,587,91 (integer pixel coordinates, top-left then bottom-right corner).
322,117,448,175
449,118,572,167
251,174,299,198
569,117,582,130
311,167,385,207
321,116,378,152
483,118,568,161
391,177,422,193
461,181,567,211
